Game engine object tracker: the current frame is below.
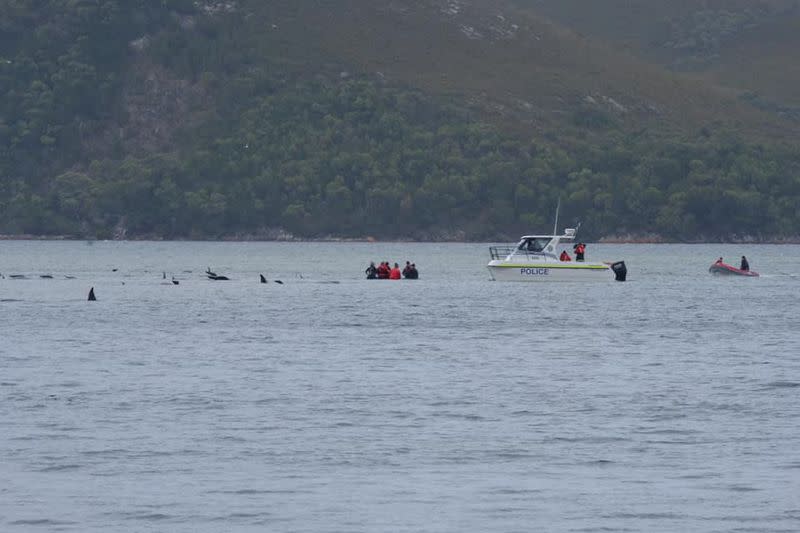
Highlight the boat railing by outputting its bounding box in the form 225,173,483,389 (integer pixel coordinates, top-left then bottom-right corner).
489,246,517,260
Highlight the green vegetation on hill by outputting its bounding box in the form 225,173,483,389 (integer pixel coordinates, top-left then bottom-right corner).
520,0,800,109
0,1,192,172
1,0,799,241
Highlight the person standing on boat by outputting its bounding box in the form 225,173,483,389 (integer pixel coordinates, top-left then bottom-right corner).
559,250,571,261
740,256,750,271
365,262,378,279
574,243,586,261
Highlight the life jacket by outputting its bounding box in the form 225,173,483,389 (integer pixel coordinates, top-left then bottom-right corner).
560,251,571,261
389,267,402,280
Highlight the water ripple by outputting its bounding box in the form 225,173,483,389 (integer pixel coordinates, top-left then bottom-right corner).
1,242,799,532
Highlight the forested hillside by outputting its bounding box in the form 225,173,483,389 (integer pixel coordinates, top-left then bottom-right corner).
1,0,799,241
523,0,800,113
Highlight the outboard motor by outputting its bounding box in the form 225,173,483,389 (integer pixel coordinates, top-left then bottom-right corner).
611,261,627,282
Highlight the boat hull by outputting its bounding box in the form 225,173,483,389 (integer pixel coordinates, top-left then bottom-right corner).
487,261,615,282
709,263,759,277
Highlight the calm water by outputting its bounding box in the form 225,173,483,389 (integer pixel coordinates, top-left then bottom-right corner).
1,241,799,532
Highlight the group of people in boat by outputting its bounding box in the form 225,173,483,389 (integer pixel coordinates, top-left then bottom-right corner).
365,261,419,280
715,256,750,271
559,242,587,262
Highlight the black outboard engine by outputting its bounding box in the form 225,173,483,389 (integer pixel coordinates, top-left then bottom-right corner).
611,261,627,282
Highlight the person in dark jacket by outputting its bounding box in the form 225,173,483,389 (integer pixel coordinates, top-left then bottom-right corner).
402,261,412,278
365,262,378,279
740,256,750,271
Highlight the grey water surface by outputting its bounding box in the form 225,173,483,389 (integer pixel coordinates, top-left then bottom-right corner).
1,241,799,532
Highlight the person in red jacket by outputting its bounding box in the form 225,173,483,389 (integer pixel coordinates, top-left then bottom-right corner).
377,262,390,279
389,262,402,280
559,250,571,261
574,243,586,261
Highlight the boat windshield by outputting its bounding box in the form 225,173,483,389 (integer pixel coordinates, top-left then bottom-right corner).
518,237,551,253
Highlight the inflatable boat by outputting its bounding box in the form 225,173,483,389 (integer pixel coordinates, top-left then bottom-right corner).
709,261,759,277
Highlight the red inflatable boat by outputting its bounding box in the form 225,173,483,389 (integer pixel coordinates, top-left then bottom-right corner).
709,261,759,277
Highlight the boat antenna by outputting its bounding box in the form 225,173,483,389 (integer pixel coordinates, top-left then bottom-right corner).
553,197,560,236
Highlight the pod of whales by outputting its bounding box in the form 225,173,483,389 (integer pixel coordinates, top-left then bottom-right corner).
2,267,301,303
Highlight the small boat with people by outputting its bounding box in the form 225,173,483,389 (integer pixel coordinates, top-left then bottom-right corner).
487,227,627,282
709,256,759,277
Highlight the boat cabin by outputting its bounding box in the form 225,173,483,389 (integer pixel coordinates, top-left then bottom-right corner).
517,236,552,253
519,228,575,254
490,228,576,261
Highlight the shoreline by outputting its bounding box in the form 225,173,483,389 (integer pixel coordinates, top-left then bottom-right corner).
2,234,800,244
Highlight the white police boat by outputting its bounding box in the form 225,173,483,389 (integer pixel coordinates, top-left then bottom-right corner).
487,228,627,282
